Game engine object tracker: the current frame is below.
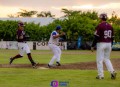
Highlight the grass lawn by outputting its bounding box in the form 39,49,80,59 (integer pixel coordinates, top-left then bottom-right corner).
0,49,120,87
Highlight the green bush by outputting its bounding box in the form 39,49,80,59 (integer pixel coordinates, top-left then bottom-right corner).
0,11,120,42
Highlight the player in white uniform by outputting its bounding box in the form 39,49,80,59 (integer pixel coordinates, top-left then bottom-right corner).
91,13,117,79
48,26,65,67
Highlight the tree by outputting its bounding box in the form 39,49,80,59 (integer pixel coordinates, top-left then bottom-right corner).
37,11,55,17
80,11,98,20
61,8,81,17
61,8,98,41
17,9,37,17
7,14,15,18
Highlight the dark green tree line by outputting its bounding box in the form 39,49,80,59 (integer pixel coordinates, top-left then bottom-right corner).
0,9,120,42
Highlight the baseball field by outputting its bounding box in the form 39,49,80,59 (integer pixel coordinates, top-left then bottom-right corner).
0,49,120,87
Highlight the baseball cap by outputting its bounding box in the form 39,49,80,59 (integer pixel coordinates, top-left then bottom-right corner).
56,25,61,30
18,22,24,27
99,13,107,20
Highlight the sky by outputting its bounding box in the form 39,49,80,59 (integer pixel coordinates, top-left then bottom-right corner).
0,0,120,18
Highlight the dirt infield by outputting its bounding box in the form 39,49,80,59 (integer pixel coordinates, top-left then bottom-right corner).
0,58,120,70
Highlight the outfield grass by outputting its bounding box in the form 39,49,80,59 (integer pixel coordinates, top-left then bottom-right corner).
0,49,120,87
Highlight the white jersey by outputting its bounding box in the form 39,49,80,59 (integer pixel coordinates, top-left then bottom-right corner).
48,31,59,45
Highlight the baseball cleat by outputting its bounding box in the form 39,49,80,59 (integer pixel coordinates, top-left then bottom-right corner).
9,57,13,64
32,63,39,68
111,71,117,79
48,64,51,68
48,64,54,68
56,62,61,66
96,76,104,79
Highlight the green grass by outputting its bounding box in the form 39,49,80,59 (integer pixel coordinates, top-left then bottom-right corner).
0,49,100,64
0,49,120,87
0,68,120,87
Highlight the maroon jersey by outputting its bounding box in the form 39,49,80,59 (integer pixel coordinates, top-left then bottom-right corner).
17,29,26,42
94,22,114,43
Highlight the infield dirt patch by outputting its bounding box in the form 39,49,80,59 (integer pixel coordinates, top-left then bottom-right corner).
0,59,120,70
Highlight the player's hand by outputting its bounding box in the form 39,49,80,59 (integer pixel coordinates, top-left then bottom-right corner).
91,47,94,52
19,35,23,39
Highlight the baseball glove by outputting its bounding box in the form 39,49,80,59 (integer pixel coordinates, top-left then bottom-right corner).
59,35,67,41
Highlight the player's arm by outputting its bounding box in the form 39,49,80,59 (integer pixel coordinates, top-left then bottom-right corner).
111,34,114,46
111,27,114,46
53,32,65,39
91,35,99,47
91,25,100,51
53,34,60,38
17,31,23,39
91,35,99,52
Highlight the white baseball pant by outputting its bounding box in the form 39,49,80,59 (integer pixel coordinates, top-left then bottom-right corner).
18,42,31,56
96,43,114,77
48,43,61,65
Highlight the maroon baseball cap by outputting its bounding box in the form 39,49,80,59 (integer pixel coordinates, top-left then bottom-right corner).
99,13,107,20
18,22,24,27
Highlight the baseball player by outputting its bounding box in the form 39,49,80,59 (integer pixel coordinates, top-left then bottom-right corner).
9,22,37,68
48,25,65,68
91,13,117,79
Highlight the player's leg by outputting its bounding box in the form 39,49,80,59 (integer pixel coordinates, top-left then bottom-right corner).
27,53,37,68
9,54,23,64
96,43,105,79
104,43,116,79
104,43,114,72
9,43,23,64
48,44,58,66
24,43,37,67
56,46,61,66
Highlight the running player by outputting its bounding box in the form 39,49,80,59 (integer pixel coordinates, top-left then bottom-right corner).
9,21,37,68
91,13,117,79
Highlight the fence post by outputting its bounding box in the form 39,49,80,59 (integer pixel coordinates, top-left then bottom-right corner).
33,41,36,50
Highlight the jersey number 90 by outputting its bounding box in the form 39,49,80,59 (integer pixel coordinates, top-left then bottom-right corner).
104,30,112,39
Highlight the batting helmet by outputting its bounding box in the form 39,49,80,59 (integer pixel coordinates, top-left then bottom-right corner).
99,13,107,20
56,25,61,30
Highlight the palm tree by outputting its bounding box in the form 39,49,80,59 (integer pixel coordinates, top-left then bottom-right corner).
7,14,15,18
37,11,55,17
61,8,81,17
17,9,37,17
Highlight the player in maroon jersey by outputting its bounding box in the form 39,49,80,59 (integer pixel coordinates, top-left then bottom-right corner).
91,13,117,79
9,21,38,68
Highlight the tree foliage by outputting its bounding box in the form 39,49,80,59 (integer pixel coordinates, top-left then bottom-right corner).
37,11,55,17
7,9,55,18
1,9,120,42
17,9,38,17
